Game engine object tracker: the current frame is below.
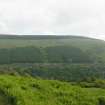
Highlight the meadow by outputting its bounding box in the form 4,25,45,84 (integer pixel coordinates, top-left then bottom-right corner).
0,75,105,105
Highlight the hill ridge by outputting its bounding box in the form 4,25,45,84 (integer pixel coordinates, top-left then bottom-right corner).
0,34,103,41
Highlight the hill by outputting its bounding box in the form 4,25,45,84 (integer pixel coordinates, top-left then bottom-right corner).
0,35,104,81
0,35,105,105
0,35,104,63
0,75,105,105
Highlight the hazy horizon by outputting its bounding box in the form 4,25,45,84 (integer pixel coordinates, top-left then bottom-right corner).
0,34,104,41
0,0,105,40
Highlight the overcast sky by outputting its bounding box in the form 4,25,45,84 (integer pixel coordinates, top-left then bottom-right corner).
0,0,105,40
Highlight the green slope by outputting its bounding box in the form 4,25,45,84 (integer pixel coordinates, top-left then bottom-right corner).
0,35,104,64
0,75,105,105
0,35,104,81
0,35,104,49
0,35,105,105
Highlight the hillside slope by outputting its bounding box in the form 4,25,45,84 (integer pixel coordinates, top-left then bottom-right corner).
0,75,105,105
0,35,104,81
0,35,104,63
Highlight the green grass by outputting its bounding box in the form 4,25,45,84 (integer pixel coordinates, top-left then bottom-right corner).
0,75,105,105
0,39,65,48
0,37,104,49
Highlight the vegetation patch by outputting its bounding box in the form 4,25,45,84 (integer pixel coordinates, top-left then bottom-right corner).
0,75,104,105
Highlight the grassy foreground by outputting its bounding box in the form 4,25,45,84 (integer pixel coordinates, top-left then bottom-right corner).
0,75,104,105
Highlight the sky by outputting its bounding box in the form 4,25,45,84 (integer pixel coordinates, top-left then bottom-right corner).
0,0,105,40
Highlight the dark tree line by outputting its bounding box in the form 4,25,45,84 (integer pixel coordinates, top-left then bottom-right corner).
0,46,92,64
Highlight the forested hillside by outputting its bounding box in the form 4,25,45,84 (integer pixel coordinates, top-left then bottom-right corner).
0,35,104,81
